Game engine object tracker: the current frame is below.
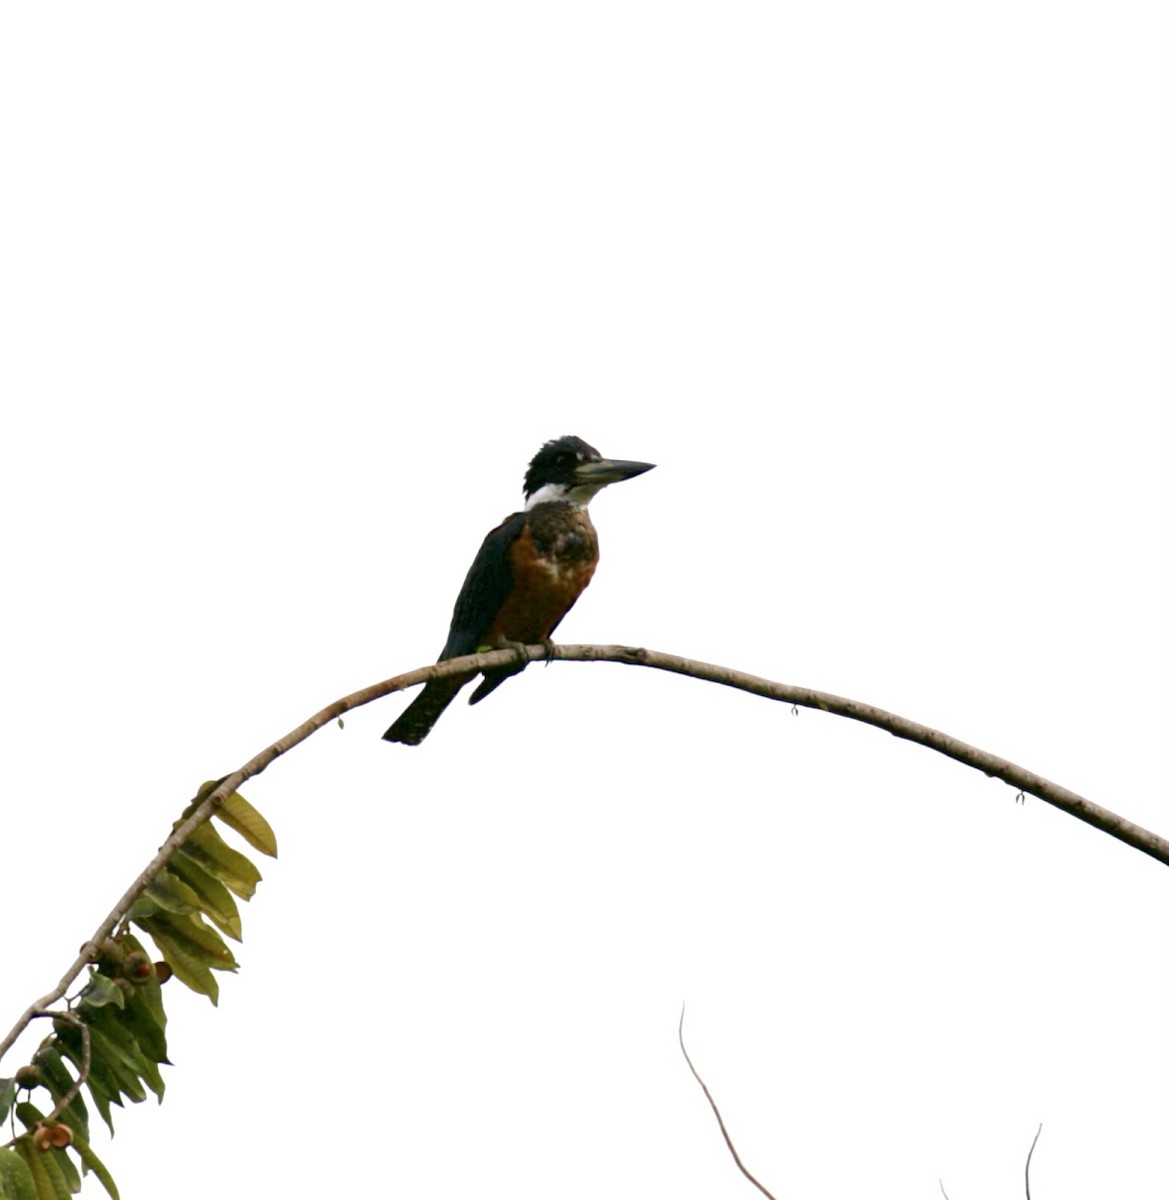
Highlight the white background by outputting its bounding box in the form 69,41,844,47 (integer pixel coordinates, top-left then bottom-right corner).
2,4,1166,1197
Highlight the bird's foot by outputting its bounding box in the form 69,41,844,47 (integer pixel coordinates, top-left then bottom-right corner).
494,638,535,668
493,638,557,669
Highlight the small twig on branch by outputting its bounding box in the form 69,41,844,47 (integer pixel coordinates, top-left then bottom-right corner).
0,1012,89,1148
1025,1122,1042,1199
678,1005,777,1200
3,643,1165,1068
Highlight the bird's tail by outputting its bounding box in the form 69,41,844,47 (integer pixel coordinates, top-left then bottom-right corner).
467,664,524,706
382,677,468,745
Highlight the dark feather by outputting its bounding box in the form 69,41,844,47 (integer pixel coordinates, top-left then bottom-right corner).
439,513,525,658
383,513,524,744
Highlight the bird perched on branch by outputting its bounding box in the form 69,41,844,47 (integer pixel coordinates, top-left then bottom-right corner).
383,435,654,745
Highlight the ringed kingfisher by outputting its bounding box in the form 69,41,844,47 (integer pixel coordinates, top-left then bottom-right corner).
383,435,654,745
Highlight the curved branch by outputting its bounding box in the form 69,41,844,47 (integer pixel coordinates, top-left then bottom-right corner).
542,645,1169,867
1025,1122,1042,1199
3,642,1165,1066
678,1005,777,1199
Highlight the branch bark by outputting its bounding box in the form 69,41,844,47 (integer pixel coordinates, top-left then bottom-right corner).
542,644,1169,867
678,1005,777,1199
3,642,1166,1067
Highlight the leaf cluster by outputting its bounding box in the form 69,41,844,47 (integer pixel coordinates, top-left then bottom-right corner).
0,786,276,1199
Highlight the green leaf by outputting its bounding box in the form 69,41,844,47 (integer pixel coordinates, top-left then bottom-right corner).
32,1046,72,1094
0,1077,15,1124
135,1057,164,1102
144,870,201,916
66,1054,117,1136
68,1133,119,1200
46,1146,79,1197
171,910,237,966
10,1106,82,1197
85,1009,150,1074
81,1074,117,1136
10,1106,78,1195
123,896,162,923
30,1046,89,1143
213,790,278,859
85,1026,147,1104
0,1148,37,1200
181,824,262,900
78,970,126,1010
144,911,236,970
132,919,219,1004
12,1139,67,1200
116,995,169,1066
12,1101,37,1132
85,1009,164,1102
54,1027,124,1130
168,851,243,940
84,1022,148,1104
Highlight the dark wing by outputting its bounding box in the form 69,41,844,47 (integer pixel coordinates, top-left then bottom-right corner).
383,511,524,745
438,511,525,660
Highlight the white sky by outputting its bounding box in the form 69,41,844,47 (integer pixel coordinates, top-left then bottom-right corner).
1,4,1166,1197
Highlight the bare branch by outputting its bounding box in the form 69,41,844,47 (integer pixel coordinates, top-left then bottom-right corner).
4,642,1165,1066
540,645,1169,868
678,1006,777,1200
1025,1122,1042,1199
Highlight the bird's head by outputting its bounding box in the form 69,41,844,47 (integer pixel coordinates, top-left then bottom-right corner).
523,435,655,509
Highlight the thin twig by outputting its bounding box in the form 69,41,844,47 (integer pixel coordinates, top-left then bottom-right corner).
677,1005,777,1200
1025,1122,1042,1199
3,643,1165,1067
0,1012,90,1147
43,1011,90,1125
